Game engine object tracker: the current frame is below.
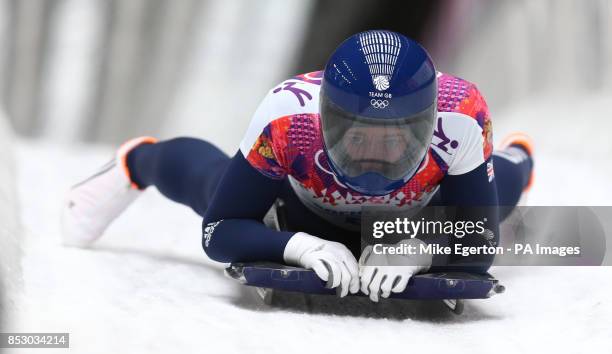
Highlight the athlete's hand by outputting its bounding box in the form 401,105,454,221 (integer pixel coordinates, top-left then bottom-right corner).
359,238,432,302
284,232,360,297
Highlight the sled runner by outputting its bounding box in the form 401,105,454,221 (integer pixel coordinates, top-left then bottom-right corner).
225,262,505,314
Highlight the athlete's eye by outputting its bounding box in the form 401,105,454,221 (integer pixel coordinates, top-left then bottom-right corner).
383,136,401,149
346,134,364,145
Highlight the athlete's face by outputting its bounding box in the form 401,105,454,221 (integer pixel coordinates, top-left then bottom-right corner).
341,126,410,171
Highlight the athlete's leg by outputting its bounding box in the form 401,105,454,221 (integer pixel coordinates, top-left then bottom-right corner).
493,144,534,221
428,143,533,213
127,137,230,217
62,137,230,246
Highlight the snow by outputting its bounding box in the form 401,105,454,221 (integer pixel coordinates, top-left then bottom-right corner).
5,94,612,353
0,111,21,331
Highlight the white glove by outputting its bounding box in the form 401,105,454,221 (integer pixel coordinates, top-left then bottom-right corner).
284,232,360,297
359,238,432,302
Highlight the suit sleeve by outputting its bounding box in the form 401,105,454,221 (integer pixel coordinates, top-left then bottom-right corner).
201,87,298,263
436,159,499,273
201,151,294,263
430,82,498,272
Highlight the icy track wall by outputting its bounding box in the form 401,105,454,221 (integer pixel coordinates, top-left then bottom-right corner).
429,0,612,110
0,110,22,331
426,0,612,205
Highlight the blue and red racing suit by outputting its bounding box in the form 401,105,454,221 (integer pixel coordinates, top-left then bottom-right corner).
127,71,532,272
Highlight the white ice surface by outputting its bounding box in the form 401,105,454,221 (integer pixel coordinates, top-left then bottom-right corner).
7,94,612,353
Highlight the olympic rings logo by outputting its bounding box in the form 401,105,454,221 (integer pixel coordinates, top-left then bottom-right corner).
370,99,389,109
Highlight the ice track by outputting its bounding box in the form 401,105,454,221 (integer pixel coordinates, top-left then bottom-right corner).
6,95,612,353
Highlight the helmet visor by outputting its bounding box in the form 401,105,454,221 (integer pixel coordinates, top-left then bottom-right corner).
321,95,436,181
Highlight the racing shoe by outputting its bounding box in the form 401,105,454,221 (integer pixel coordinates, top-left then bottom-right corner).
61,136,157,247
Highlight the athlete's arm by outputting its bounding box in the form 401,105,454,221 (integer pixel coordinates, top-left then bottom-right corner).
200,83,298,263
437,158,500,273
201,152,359,296
417,77,499,272
201,151,292,263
